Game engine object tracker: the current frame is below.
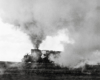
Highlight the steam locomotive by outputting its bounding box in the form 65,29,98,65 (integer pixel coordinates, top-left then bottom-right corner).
21,49,60,69
22,49,60,64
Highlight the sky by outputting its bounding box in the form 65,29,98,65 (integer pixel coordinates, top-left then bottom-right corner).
0,18,33,62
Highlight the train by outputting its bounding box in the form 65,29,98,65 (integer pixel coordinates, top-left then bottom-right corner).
22,49,60,64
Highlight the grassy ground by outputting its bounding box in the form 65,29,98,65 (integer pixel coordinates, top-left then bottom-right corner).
0,61,100,80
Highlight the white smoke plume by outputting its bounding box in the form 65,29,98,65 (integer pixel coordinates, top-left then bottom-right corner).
0,0,100,67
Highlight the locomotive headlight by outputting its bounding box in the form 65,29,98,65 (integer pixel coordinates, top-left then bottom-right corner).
41,50,47,59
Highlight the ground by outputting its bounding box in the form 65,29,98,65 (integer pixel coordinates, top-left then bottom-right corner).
0,61,100,80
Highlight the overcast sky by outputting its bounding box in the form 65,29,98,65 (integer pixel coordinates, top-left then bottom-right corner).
0,18,33,62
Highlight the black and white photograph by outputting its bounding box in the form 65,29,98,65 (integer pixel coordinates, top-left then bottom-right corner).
0,0,100,80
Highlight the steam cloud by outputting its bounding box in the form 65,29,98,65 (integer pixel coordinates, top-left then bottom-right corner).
0,0,100,67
